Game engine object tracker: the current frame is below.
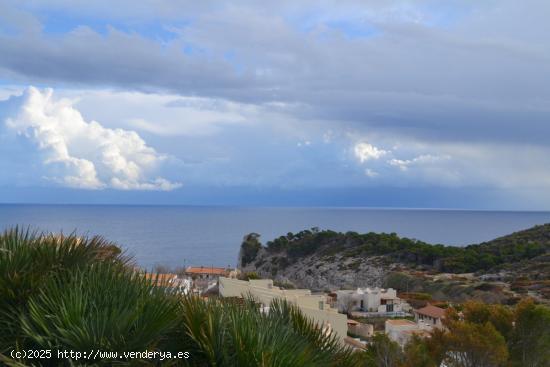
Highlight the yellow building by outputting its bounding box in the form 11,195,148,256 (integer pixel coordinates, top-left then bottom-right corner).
219,277,348,342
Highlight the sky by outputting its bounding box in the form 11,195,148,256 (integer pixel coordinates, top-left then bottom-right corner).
0,1,549,209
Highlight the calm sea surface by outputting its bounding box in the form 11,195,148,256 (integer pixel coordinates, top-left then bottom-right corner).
1,205,550,269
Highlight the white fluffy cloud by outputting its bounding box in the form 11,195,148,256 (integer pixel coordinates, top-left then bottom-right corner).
1,87,181,190
354,142,388,162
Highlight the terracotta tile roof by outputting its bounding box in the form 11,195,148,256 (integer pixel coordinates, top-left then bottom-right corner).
185,266,228,276
415,304,446,319
385,319,416,326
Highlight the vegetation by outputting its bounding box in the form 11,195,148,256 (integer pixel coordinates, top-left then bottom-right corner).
0,227,359,366
363,334,403,367
3,227,549,366
383,272,510,305
240,271,261,280
361,300,550,367
257,224,550,274
240,233,262,267
429,300,550,367
273,280,296,289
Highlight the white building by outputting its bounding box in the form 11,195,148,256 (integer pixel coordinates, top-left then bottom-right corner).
219,277,348,342
336,287,409,314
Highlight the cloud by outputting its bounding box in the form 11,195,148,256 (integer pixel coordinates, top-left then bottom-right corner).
65,89,254,137
0,1,548,150
1,2,550,208
364,168,379,178
0,87,181,190
354,142,388,162
388,154,450,171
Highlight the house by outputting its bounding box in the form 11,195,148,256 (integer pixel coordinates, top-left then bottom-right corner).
185,266,231,292
384,304,446,348
219,277,348,343
185,266,229,280
336,287,409,315
414,304,446,329
385,319,430,347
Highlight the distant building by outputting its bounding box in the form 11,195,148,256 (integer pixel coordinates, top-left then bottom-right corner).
336,287,410,315
219,277,348,343
414,304,446,329
385,304,446,348
185,266,230,280
185,266,231,292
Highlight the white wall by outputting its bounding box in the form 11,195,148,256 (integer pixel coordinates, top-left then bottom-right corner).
336,287,405,313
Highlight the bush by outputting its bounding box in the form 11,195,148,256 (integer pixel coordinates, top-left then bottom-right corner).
1,227,362,366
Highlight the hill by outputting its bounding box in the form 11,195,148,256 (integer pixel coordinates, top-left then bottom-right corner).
239,224,550,302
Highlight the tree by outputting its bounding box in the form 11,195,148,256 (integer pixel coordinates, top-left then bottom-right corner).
462,301,513,340
363,334,403,367
339,294,357,315
401,335,436,367
239,233,262,267
439,320,508,367
509,298,550,367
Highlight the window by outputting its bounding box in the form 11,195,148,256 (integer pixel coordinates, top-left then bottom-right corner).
319,301,324,310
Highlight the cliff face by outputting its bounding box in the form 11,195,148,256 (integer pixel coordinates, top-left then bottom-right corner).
240,247,388,291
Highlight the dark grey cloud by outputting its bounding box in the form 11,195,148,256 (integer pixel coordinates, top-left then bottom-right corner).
1,0,550,207
1,1,549,147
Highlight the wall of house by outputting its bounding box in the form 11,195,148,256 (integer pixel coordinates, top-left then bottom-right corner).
349,322,374,338
377,299,405,313
414,313,443,329
365,291,381,311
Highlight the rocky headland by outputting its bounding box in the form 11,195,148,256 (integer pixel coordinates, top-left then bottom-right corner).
238,224,550,303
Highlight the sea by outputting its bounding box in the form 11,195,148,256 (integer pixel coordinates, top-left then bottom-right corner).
1,204,550,270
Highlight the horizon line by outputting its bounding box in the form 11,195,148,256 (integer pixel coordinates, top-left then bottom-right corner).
1,202,550,213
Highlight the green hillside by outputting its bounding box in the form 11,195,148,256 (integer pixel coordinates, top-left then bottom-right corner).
250,224,550,274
